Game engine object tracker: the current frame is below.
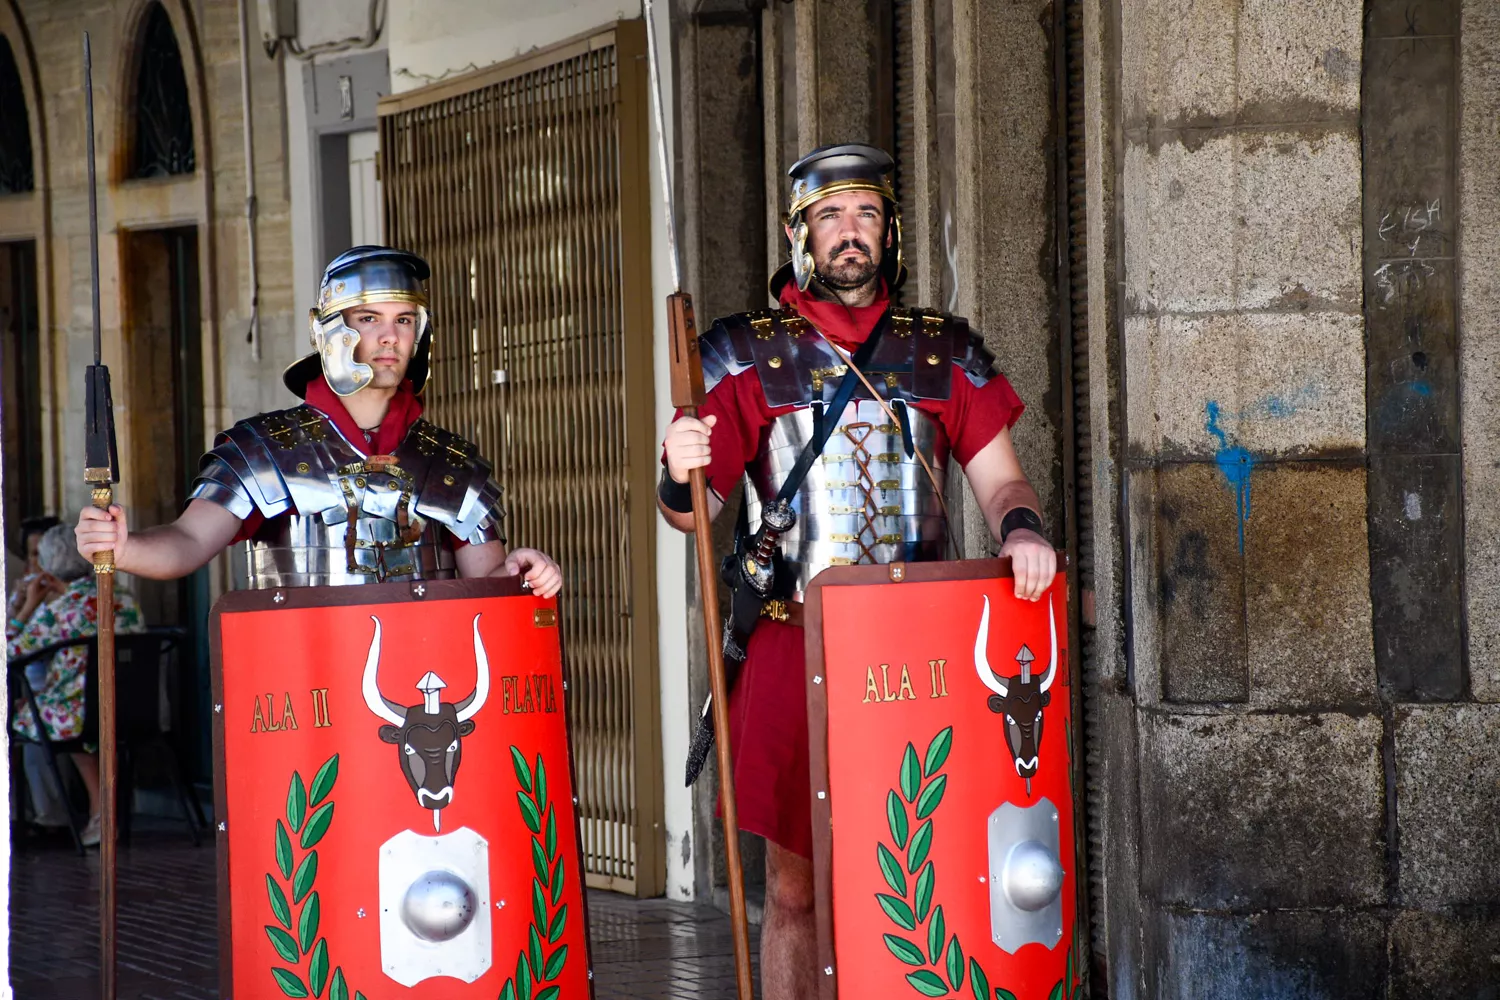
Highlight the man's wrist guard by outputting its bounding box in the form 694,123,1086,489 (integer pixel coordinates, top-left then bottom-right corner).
1000,507,1044,544
658,468,694,514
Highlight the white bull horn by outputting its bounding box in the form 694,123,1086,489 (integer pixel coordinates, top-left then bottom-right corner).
1038,600,1059,694
454,614,490,723
975,596,1009,697
362,616,406,726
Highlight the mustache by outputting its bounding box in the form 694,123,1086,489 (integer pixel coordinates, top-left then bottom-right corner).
829,239,873,258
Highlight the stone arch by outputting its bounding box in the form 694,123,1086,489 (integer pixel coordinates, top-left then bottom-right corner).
0,0,59,512
113,0,212,186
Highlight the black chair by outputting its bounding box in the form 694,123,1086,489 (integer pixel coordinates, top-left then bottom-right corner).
8,627,206,854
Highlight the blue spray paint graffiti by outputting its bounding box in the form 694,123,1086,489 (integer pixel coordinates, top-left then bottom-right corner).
1205,402,1254,552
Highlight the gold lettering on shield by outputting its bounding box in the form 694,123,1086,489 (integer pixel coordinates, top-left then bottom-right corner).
501,674,561,714
251,691,300,733
928,659,949,698
309,688,333,728
862,664,918,704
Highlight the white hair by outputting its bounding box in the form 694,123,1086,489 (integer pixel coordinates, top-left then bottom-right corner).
37,523,91,583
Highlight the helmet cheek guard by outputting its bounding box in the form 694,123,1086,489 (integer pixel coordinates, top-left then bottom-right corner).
309,305,431,397
790,217,816,292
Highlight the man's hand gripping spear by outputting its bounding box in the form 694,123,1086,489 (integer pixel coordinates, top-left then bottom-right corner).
641,3,756,998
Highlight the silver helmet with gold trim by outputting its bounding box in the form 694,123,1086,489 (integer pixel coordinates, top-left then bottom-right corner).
772,143,906,295
284,245,434,398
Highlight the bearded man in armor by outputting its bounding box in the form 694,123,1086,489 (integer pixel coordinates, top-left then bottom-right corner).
75,245,561,597
659,145,1056,998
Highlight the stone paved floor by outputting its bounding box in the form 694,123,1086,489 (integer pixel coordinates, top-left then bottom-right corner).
9,821,760,999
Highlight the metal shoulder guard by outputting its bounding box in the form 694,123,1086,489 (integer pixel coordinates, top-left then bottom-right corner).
189,407,507,546
697,318,756,396
703,305,991,407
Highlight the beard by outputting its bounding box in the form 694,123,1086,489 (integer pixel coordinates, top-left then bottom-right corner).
815,238,881,290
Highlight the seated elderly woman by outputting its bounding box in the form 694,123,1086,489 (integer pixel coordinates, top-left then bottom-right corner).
7,522,143,847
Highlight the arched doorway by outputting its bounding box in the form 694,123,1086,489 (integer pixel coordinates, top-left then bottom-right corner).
118,0,212,788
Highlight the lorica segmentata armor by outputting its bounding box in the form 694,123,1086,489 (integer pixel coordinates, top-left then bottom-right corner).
190,406,505,589
701,304,995,598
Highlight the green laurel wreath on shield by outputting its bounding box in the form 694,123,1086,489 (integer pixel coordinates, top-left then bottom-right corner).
876,727,1083,1000
498,746,570,1000
264,753,370,1000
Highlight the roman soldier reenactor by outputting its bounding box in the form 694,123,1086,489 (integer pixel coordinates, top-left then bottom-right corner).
75,245,561,596
659,144,1057,999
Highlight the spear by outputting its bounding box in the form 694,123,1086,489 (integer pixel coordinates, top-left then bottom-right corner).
81,31,122,1000
640,3,755,997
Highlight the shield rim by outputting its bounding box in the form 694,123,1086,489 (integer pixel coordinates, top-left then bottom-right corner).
801,555,1080,1000
208,576,596,1000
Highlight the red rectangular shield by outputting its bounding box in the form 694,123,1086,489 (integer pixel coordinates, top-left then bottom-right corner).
211,578,593,1000
805,560,1083,1000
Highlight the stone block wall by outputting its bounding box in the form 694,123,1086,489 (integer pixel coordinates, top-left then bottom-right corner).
1101,0,1500,995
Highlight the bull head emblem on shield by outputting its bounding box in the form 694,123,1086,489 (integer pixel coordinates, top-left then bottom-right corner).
974,596,1058,797
361,614,491,831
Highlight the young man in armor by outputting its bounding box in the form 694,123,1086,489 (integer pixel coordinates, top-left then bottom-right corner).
76,245,561,596
659,144,1057,998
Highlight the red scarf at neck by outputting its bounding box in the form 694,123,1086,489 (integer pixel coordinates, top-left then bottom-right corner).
778,278,891,349
304,376,424,456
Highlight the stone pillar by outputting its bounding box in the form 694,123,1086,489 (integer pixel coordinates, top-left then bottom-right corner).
676,0,769,905
1117,0,1384,994
795,0,892,152
951,0,1060,551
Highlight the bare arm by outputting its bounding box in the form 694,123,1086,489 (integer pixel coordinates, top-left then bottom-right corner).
961,426,1057,601
454,540,563,598
658,414,725,532
75,500,243,581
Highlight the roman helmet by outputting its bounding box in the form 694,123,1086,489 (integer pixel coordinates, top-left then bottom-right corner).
772,142,906,296
283,245,434,398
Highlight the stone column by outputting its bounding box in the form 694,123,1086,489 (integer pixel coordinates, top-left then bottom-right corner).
951,0,1060,551
1117,0,1385,994
795,0,892,152
676,0,769,905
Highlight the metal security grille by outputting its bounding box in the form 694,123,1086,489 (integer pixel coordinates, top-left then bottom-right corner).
377,22,665,897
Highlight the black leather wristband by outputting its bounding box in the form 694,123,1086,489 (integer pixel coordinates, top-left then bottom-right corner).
999,507,1044,543
658,468,694,514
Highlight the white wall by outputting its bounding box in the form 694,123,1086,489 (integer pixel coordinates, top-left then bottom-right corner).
386,0,695,900
280,3,391,330
388,0,641,92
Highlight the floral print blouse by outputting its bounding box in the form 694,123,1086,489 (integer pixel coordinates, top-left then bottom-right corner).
7,576,144,744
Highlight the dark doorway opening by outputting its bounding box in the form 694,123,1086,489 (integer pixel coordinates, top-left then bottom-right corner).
122,226,211,788
1,239,44,534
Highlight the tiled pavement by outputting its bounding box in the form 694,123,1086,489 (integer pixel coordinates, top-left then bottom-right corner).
9,822,760,1000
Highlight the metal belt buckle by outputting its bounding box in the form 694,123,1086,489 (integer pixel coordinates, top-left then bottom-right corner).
760,599,791,623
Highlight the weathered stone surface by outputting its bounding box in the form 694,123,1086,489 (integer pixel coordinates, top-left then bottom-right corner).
1099,691,1144,1000
1390,908,1500,1000
953,0,1058,546
1152,462,1248,703
1236,129,1363,311
1124,131,1362,315
1236,0,1362,114
1368,455,1465,700
1244,463,1376,709
1396,705,1500,907
1460,0,1500,701
1120,0,1238,126
1143,907,1387,1000
1139,710,1384,909
1126,312,1366,460
1123,136,1236,314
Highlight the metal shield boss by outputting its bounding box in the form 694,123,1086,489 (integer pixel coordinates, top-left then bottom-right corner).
805,561,1082,1000
212,580,594,1000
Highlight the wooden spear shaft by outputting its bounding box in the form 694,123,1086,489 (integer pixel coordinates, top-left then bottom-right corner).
666,292,755,1000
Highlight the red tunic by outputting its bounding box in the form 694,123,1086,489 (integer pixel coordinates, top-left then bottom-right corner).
673,282,1026,858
